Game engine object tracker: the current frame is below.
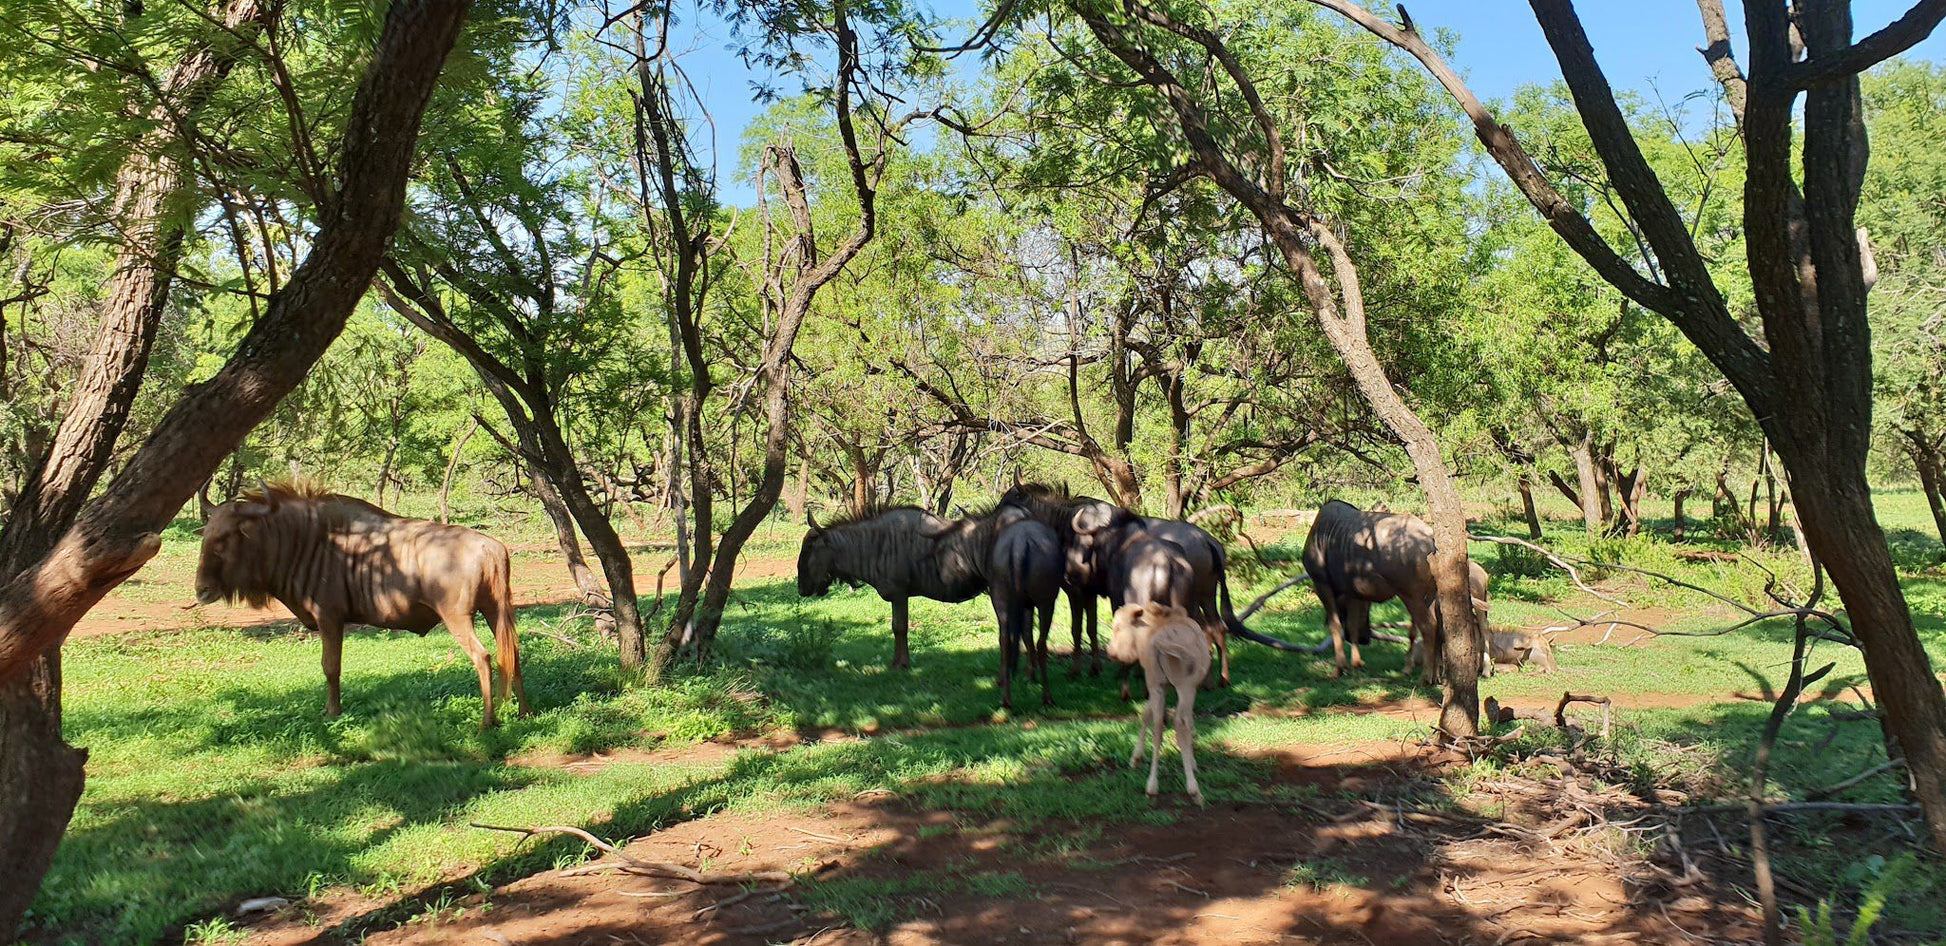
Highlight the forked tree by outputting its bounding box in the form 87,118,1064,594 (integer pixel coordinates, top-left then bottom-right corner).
0,0,472,934
644,0,928,667
1300,0,1946,852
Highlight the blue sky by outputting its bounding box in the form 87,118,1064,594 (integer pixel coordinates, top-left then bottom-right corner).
666,0,1945,198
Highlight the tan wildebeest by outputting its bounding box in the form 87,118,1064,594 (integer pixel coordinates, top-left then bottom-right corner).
1108,601,1211,806
194,481,527,727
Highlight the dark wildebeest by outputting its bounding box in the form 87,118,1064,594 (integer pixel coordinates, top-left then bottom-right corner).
194,482,527,728
796,506,987,671
796,505,1067,707
988,507,1063,708
1066,499,1305,687
1302,499,1490,684
997,483,1111,676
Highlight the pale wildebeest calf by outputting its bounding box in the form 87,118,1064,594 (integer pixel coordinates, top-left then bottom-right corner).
1108,602,1210,805
195,482,527,728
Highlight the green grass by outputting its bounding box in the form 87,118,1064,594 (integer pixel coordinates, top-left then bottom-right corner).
26,494,1946,943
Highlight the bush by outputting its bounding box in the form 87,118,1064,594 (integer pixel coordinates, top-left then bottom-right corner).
1493,542,1550,579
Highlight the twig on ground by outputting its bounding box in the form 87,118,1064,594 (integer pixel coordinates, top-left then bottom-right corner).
1163,879,1211,898
1555,693,1612,742
1672,801,1922,817
1804,759,1906,801
470,823,799,885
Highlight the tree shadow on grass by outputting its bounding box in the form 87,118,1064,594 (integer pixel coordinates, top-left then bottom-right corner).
303,717,1771,945
709,578,1431,731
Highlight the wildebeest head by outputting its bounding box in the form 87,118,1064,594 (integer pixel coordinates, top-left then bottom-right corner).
797,512,836,597
195,481,281,606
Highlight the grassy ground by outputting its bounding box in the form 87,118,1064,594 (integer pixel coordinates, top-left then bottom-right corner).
20,492,1946,943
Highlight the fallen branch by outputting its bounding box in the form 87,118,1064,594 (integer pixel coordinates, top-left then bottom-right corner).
1672,801,1922,817
1804,759,1906,801
470,823,798,885
1554,692,1612,741
1468,533,1627,606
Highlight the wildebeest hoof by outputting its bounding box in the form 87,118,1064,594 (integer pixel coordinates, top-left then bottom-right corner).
1190,792,1206,807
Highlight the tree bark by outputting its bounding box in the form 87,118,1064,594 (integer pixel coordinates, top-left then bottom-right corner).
1569,432,1604,534
0,1,468,934
1517,473,1543,539
438,417,476,524
1672,486,1691,541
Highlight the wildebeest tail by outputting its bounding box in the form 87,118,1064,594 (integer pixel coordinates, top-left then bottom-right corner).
486,543,522,704
1218,559,1307,652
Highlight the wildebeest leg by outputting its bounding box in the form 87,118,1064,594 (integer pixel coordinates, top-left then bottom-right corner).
1175,681,1202,805
1316,584,1350,677
1086,596,1103,676
1145,677,1167,797
1345,600,1370,670
1067,592,1085,678
890,596,912,671
1036,602,1055,707
1403,596,1439,687
992,595,1014,709
440,605,499,728
319,619,345,718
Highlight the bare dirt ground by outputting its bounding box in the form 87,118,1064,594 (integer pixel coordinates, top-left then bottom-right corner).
238,741,1762,945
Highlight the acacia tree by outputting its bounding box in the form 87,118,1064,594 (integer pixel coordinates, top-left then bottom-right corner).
1303,0,1946,852
0,0,471,933
1057,0,1484,736
378,70,654,667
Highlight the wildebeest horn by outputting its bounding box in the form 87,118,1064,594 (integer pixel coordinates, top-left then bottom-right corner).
258,478,278,512
804,507,821,533
1471,597,1490,612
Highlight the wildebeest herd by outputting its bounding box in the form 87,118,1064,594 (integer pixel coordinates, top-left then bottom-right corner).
193,480,1551,803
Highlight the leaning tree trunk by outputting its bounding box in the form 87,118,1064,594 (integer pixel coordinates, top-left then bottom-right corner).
1517,473,1543,540
0,0,276,932
1072,1,1483,736
1569,432,1604,535
1905,431,1946,546
0,1,468,934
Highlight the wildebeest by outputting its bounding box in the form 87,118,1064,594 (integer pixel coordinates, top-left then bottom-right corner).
996,483,1110,676
1302,499,1489,684
1107,601,1210,805
1000,484,1305,686
194,482,527,728
988,507,1062,707
796,506,988,671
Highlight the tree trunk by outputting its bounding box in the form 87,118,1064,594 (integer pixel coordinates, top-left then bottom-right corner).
0,654,85,938
1517,473,1543,539
1905,432,1946,546
0,2,468,934
1569,433,1604,534
1787,453,1946,854
1672,486,1691,541
438,418,476,524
